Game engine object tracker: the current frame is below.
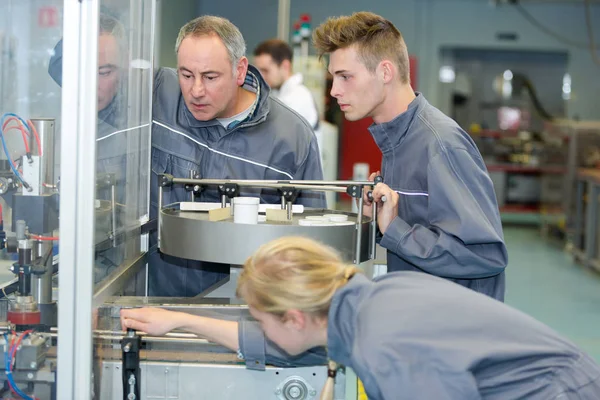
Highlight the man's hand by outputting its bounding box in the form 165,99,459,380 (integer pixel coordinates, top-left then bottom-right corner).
120,307,183,336
372,183,399,234
362,171,380,218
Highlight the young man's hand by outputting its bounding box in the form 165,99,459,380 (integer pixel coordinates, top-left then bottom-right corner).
120,307,183,336
371,182,399,234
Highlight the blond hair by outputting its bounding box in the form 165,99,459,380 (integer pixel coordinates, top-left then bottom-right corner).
237,237,361,400
313,11,410,84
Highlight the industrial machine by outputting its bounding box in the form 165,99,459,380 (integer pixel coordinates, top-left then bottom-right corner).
0,1,380,399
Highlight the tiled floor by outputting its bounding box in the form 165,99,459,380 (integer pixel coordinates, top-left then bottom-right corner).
503,226,600,362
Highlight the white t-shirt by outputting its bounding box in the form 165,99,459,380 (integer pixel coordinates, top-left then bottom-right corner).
273,73,319,128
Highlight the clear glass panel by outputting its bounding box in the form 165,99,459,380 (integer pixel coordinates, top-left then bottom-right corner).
93,1,153,287
92,1,154,399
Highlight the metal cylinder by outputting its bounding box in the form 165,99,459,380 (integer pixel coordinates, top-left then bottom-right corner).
16,220,27,240
18,239,33,296
29,118,55,194
32,234,53,305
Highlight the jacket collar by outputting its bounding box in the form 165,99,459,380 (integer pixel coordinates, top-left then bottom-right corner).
367,92,425,154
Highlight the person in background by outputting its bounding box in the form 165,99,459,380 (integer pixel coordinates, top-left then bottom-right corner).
253,39,319,131
122,236,600,400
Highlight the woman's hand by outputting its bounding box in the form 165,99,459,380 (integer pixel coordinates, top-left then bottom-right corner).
120,307,183,336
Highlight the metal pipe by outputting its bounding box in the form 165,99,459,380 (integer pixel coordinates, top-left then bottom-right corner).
29,119,55,194
158,186,163,247
32,234,53,305
111,184,117,247
171,178,375,186
370,202,378,260
355,189,364,264
171,179,349,193
41,327,214,345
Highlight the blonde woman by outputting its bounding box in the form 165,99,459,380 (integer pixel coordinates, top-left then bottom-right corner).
121,237,600,399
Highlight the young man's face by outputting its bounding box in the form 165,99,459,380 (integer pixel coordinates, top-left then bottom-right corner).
328,45,384,121
97,33,121,112
177,34,247,121
254,54,287,90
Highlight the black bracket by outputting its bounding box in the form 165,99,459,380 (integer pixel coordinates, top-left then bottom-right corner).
218,183,240,199
158,174,174,188
278,187,298,203
346,185,363,199
184,173,203,195
367,175,384,201
122,328,141,400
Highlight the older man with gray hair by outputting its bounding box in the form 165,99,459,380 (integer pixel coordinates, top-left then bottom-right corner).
149,15,325,297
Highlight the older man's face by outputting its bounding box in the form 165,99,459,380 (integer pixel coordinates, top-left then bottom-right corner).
177,34,247,121
97,33,121,112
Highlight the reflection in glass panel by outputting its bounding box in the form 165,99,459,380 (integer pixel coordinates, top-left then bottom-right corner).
0,0,63,398
92,1,153,399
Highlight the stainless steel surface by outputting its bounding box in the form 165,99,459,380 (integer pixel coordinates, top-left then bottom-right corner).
160,207,371,264
93,251,148,309
22,156,41,194
99,360,346,400
32,234,53,305
30,118,55,194
18,238,32,250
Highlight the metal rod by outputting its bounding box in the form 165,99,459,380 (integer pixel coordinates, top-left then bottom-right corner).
171,179,349,193
286,202,292,220
281,195,286,210
158,186,163,247
189,170,197,202
111,184,117,247
171,178,375,186
221,194,227,208
42,328,214,345
355,188,364,264
370,202,377,260
34,234,53,305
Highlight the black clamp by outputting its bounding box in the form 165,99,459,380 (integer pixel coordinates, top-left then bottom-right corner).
346,185,363,199
278,187,298,203
122,328,141,400
184,173,203,195
158,174,174,188
219,183,240,199
367,175,384,201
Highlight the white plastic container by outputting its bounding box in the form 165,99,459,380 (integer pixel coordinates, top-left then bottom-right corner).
233,197,260,224
323,214,348,222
